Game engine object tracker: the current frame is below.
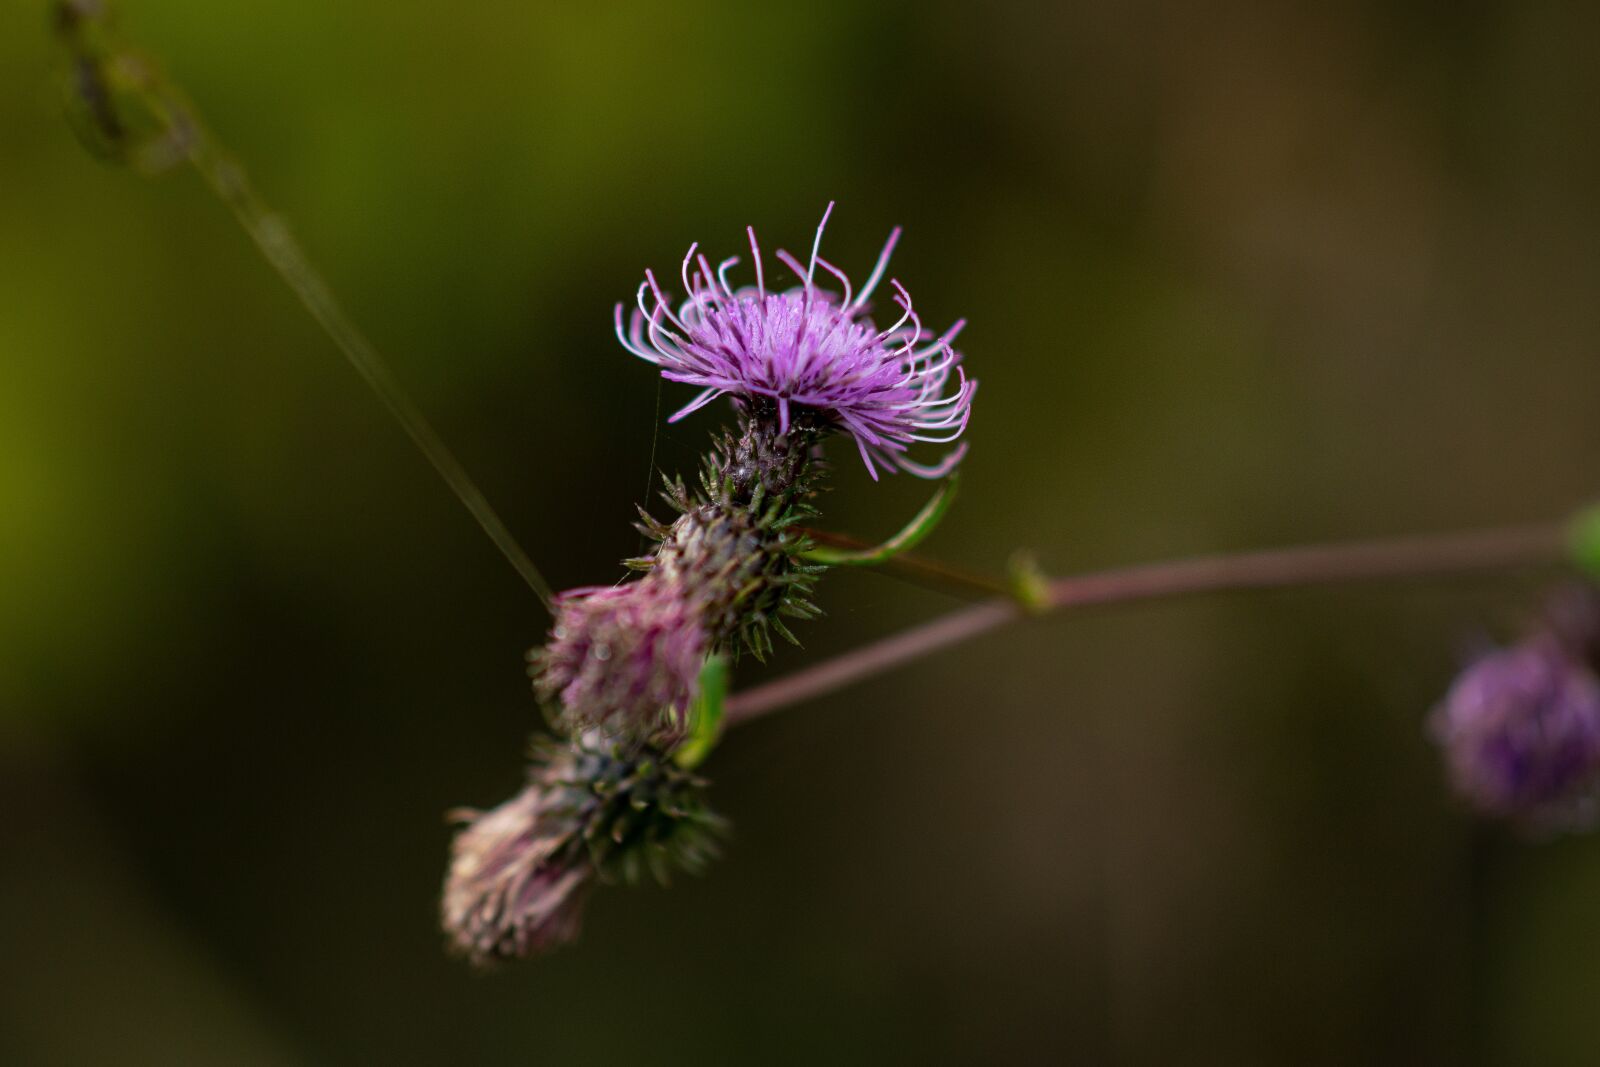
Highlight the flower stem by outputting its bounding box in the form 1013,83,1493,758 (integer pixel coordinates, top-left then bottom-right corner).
59,7,554,609
197,152,556,609
798,529,1010,600
725,520,1571,725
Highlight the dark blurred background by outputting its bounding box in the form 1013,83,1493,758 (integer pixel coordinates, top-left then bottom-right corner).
5,1,1600,1064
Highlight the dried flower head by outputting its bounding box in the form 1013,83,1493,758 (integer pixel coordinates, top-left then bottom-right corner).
441,776,591,962
531,583,709,745
615,203,975,480
443,733,726,963
1430,634,1600,831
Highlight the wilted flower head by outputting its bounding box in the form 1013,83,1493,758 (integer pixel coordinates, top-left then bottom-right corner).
615,203,975,480
1431,633,1600,831
531,582,709,744
442,751,592,962
443,733,726,963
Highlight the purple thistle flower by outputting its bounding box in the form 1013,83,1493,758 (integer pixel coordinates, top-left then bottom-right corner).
1430,634,1600,831
614,203,976,480
532,583,709,745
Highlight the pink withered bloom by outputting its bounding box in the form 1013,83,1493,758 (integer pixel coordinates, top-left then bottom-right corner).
442,752,593,963
615,203,975,480
531,583,709,745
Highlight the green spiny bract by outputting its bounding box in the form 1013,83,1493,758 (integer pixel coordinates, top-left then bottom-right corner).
648,406,828,661
555,733,728,885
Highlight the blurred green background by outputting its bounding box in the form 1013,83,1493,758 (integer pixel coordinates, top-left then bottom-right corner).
4,1,1600,1064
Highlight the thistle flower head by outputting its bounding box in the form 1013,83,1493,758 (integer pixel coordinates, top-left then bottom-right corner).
442,733,726,963
1430,634,1600,831
530,583,709,745
615,203,975,480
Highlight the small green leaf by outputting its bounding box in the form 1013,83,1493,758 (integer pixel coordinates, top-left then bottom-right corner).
801,475,959,567
675,655,729,770
1570,504,1600,579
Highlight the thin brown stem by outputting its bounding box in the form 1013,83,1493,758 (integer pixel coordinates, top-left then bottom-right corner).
800,529,1009,600
725,520,1570,725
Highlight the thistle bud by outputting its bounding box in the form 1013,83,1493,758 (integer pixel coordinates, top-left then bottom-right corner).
529,410,826,744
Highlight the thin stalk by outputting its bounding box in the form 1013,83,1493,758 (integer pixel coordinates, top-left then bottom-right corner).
192,150,555,609
725,520,1570,725
61,10,553,609
800,529,1009,601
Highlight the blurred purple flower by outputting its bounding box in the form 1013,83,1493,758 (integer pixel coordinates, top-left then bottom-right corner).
1430,634,1600,831
532,583,708,744
615,203,975,480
